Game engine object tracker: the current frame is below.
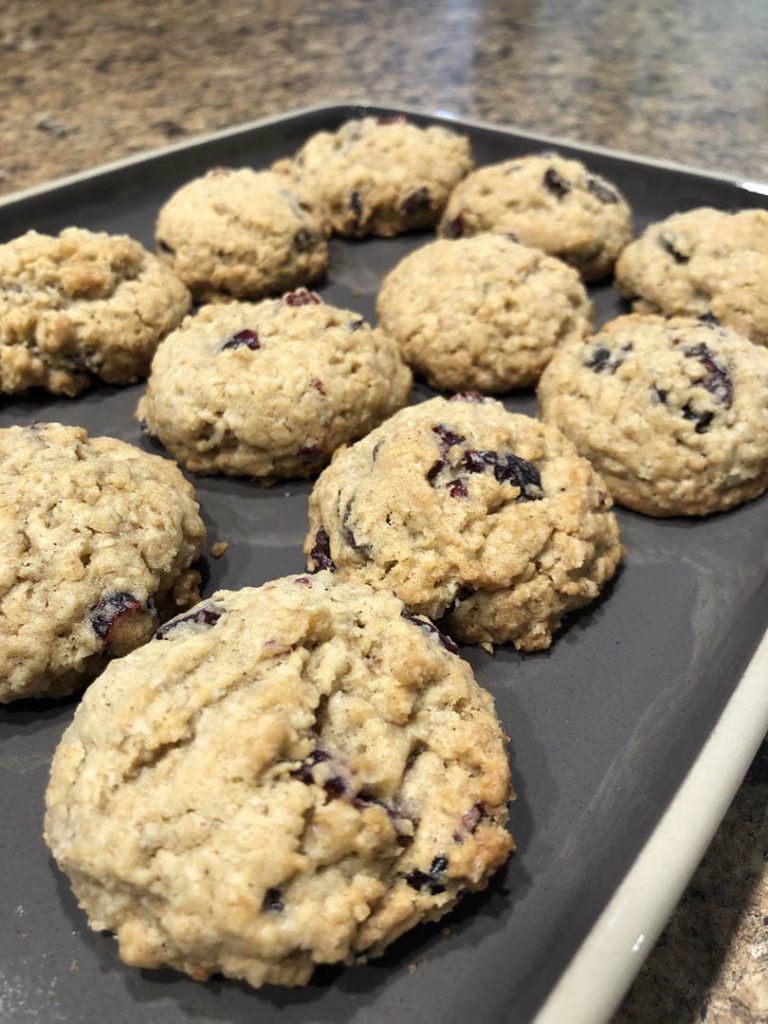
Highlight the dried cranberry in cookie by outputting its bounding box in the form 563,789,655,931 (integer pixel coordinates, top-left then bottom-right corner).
305,397,621,651
439,152,632,281
538,313,768,516
44,573,513,987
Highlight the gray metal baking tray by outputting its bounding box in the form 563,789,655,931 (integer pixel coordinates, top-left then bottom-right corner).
1,103,767,1024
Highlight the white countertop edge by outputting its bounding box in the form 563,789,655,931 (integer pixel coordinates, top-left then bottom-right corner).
1,101,768,210
534,626,768,1024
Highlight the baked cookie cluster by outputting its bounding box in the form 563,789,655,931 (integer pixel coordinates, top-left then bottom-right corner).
2,109,767,1000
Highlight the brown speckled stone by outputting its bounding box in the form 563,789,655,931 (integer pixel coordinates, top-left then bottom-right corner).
2,1,768,1020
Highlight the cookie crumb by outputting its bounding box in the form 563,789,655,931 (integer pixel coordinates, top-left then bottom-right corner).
481,642,495,655
209,541,229,559
408,962,418,974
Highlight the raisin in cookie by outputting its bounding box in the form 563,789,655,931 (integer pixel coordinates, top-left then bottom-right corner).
614,208,768,346
376,235,592,392
273,116,473,238
0,423,205,702
155,168,329,302
538,314,768,517
137,291,411,481
439,153,632,281
0,227,190,396
44,573,513,988
305,396,621,651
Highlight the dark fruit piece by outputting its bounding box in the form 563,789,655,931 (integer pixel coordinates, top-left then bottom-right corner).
543,167,570,198
293,227,317,252
312,378,326,395
350,191,363,219
682,403,715,434
652,386,669,405
432,423,465,454
309,526,335,572
683,342,733,406
403,186,431,216
157,240,175,255
427,458,444,482
587,178,619,203
263,888,284,912
401,610,460,655
91,592,143,643
443,213,464,238
583,345,628,375
323,776,348,798
657,234,689,264
341,499,371,558
463,449,543,500
349,319,365,332
222,328,260,351
447,479,468,498
155,605,223,640
371,440,383,462
293,576,312,587
461,802,485,833
283,290,322,307
290,748,332,785
698,312,719,326
406,855,449,895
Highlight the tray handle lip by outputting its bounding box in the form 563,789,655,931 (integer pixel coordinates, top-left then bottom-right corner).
532,623,768,1024
1,100,767,211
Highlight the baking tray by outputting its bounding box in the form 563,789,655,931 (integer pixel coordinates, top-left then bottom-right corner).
1,103,767,1024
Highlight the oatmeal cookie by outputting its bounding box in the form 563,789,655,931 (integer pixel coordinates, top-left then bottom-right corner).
538,314,768,516
614,208,768,346
274,116,473,238
44,573,513,988
438,152,632,281
0,227,190,396
155,168,329,301
376,235,592,392
136,291,411,481
305,396,621,650
0,422,205,702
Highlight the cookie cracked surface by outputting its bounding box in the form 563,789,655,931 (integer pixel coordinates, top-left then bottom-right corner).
538,314,768,516
155,168,329,301
274,116,474,238
137,292,412,481
614,208,768,346
376,235,593,392
0,227,191,396
0,423,206,701
44,573,513,988
305,396,621,650
439,152,632,281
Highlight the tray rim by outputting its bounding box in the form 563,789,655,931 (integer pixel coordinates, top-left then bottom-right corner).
1,100,768,211
2,100,767,1023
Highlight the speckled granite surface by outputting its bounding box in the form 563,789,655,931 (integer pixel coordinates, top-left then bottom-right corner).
1,0,767,1020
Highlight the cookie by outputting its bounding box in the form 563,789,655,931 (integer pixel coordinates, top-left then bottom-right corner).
614,208,768,346
376,235,593,392
273,116,474,238
0,227,190,396
438,152,632,281
44,572,513,988
136,290,412,481
537,314,768,517
305,396,621,651
0,423,206,702
155,168,329,302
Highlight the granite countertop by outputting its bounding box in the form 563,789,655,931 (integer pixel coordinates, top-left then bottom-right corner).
2,0,767,1020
